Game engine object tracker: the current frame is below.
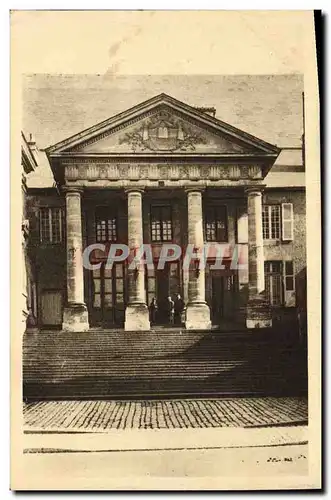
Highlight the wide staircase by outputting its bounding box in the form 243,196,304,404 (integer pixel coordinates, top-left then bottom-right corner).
23,328,307,400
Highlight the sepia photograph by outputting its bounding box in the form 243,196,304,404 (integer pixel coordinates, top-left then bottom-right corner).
10,10,321,490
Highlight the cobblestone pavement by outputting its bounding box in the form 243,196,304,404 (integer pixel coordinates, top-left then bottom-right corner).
24,397,308,432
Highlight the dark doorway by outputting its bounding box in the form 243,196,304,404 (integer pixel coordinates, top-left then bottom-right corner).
211,275,224,325
156,265,171,324
154,262,180,325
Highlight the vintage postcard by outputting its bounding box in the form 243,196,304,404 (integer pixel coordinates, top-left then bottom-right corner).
10,10,321,490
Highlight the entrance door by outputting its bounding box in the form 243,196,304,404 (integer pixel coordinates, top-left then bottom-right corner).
154,262,180,325
41,290,63,327
211,275,224,325
91,263,125,327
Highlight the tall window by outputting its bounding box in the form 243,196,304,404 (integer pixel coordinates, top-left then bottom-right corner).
205,206,228,242
151,205,172,242
265,260,296,307
39,207,63,243
262,205,281,240
95,207,117,242
264,261,282,306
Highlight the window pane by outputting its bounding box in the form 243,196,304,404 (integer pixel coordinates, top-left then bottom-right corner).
265,261,282,305
285,261,294,275
40,208,51,243
262,206,269,239
286,277,294,291
116,293,124,304
116,279,124,293
104,279,112,293
148,277,155,292
93,294,101,308
270,206,280,239
104,294,113,308
115,265,123,278
263,205,281,240
51,208,62,243
92,268,101,278
271,262,281,273
206,221,216,241
151,206,172,242
104,267,112,278
93,279,101,293
271,274,282,305
96,207,117,242
205,206,227,242
107,218,117,241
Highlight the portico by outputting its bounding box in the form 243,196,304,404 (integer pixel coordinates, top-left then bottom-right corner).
45,93,280,332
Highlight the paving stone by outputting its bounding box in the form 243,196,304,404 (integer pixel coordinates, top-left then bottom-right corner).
23,397,308,431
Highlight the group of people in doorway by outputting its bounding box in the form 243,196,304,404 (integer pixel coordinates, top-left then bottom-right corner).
149,294,185,326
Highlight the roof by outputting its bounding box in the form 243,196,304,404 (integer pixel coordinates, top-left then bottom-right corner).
26,151,55,189
23,74,304,150
21,131,38,173
45,92,280,156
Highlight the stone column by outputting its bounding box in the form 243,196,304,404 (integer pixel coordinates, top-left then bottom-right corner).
124,188,150,331
246,186,272,328
185,188,211,330
62,187,89,332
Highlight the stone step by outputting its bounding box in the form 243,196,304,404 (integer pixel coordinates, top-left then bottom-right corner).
23,329,307,400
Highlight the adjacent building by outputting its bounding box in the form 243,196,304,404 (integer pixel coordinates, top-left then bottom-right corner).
21,132,39,329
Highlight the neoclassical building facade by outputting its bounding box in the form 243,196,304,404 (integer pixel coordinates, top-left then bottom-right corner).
25,93,306,333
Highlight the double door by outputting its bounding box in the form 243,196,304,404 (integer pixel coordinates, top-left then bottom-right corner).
90,262,125,327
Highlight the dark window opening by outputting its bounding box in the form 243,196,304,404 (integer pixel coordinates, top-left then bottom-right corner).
205,206,228,242
95,207,117,242
151,205,173,242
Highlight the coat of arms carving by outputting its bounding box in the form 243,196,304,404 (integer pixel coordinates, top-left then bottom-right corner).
119,110,208,152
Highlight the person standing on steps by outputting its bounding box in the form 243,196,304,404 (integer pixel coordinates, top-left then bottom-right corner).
167,295,175,326
149,297,158,325
174,293,184,325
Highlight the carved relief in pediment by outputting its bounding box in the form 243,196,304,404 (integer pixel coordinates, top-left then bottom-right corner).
118,110,208,153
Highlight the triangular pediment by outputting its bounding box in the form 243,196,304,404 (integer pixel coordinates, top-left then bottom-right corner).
46,94,280,157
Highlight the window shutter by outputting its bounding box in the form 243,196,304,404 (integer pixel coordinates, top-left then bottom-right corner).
282,203,294,241
283,261,296,307
237,207,248,244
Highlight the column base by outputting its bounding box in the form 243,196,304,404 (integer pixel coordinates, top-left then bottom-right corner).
185,302,211,330
125,304,150,331
62,304,89,332
25,327,39,334
246,298,272,329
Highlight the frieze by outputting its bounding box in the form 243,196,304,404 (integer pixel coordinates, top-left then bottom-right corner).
64,163,257,182
248,165,262,179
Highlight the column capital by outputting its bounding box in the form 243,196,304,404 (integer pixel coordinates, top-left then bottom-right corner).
184,187,205,195
62,185,84,196
124,187,145,196
245,184,266,196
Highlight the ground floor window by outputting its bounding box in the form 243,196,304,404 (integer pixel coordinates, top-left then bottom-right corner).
264,260,296,307
264,261,282,306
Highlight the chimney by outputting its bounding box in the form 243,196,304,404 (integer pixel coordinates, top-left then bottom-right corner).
194,107,216,118
27,133,38,164
28,133,36,150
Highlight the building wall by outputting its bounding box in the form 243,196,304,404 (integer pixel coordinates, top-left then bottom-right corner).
263,188,306,328
27,187,306,329
27,191,66,326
